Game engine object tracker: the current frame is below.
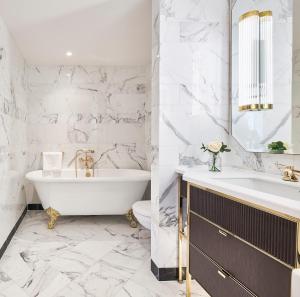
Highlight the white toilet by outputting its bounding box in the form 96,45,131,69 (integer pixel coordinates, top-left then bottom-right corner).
132,200,151,230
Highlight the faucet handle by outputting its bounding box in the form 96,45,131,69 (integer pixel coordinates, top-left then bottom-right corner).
83,149,95,153
275,162,299,182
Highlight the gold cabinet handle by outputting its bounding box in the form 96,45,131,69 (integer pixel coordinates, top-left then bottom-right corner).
218,229,228,237
217,270,227,279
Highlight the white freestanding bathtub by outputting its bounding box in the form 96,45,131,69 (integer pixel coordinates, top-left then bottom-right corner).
26,169,150,216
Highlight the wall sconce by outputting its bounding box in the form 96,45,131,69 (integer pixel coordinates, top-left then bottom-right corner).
238,10,273,112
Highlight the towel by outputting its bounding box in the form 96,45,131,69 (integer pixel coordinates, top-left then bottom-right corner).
43,152,63,174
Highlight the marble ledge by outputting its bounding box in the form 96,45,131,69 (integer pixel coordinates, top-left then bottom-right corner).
176,165,205,175
176,166,300,220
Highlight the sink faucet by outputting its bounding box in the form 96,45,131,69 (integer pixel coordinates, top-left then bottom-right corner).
68,149,95,177
275,163,300,182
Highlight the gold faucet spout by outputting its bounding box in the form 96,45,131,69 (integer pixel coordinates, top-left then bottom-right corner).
69,149,95,178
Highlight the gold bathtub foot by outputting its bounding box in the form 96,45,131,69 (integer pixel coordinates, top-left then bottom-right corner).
126,209,138,228
46,207,60,229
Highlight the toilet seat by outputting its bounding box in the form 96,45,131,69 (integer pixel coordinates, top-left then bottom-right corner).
132,200,151,230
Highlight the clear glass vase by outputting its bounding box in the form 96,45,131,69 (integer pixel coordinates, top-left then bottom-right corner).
208,152,221,172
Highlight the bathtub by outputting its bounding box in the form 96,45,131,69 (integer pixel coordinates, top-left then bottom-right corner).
26,169,150,217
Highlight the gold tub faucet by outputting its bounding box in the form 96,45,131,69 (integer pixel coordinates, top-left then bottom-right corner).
68,149,95,177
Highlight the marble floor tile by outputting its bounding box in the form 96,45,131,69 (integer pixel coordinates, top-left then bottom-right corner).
0,211,209,297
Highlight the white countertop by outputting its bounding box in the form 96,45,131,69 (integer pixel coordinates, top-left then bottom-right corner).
178,166,300,220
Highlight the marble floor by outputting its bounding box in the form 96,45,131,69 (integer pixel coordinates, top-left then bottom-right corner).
0,211,209,297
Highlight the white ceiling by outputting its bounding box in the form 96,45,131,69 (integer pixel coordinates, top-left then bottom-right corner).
0,0,151,65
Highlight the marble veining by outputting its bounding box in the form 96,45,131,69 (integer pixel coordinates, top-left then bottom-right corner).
26,65,150,203
150,0,300,270
150,0,230,268
0,211,209,297
0,16,27,250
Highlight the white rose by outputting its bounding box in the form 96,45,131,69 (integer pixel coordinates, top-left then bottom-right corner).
208,141,222,153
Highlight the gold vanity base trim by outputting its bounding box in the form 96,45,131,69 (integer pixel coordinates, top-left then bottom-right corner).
46,207,60,229
126,209,138,228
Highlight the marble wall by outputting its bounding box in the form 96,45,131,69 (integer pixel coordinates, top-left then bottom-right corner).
151,0,300,271
292,0,300,152
151,0,230,269
26,65,150,203
0,17,27,247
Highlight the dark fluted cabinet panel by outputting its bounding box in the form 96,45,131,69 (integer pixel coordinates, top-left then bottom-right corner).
190,213,292,297
190,245,254,297
190,186,298,267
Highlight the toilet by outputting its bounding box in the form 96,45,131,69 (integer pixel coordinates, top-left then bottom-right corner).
132,200,151,230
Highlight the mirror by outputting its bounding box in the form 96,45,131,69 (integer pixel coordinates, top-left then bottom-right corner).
231,0,300,154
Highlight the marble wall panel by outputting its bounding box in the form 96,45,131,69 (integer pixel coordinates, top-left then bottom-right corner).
150,0,300,270
0,17,28,247
26,65,150,203
151,0,230,269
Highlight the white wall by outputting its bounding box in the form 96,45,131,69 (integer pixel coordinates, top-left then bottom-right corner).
0,17,27,247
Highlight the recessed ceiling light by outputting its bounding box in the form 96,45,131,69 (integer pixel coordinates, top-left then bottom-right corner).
66,51,73,57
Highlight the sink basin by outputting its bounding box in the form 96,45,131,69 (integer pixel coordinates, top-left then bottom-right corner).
214,177,300,202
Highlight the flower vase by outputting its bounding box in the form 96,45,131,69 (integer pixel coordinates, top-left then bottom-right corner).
208,152,221,172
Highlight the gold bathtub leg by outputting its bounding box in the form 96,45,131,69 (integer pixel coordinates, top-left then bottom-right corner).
126,209,138,228
46,207,60,229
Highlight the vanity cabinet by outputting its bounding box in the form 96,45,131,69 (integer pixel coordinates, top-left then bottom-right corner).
187,183,299,297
